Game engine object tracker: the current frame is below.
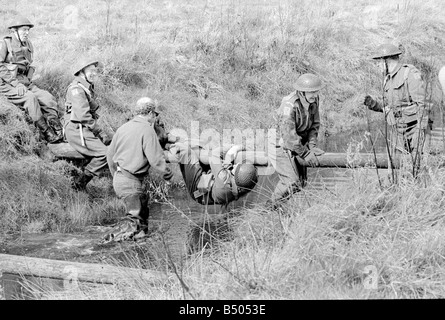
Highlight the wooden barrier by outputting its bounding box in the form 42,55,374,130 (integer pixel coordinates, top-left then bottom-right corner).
167,149,398,169
50,142,401,169
0,253,171,285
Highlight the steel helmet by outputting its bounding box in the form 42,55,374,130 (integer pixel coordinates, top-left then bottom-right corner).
234,163,258,192
294,73,324,92
8,16,34,29
73,59,100,76
372,43,402,60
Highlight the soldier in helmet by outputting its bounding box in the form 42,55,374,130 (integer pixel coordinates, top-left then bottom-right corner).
64,59,112,191
268,73,325,207
0,16,63,143
103,97,174,242
364,43,430,165
170,141,259,208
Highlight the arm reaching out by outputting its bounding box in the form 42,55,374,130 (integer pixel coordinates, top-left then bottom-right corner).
223,144,244,165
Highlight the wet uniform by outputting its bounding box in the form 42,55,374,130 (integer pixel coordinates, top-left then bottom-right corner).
177,144,238,206
107,116,170,222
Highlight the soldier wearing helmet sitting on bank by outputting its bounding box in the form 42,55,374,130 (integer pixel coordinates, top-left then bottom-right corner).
268,73,325,208
171,141,259,208
364,43,430,163
64,59,112,191
0,16,63,143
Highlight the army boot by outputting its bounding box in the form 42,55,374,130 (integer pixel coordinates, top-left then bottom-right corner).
73,170,94,191
47,117,65,143
34,117,63,144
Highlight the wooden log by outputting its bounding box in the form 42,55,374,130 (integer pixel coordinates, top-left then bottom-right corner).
165,149,398,169
0,253,171,285
51,141,400,169
234,151,397,168
47,142,85,160
305,152,396,168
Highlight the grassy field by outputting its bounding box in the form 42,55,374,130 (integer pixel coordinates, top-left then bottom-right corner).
1,0,445,299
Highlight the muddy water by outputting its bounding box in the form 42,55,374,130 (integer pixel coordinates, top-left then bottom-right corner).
1,166,387,299
2,167,386,260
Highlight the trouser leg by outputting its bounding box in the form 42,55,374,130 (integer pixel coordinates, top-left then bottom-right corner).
65,122,109,176
29,85,63,140
113,172,148,224
86,153,108,176
270,147,303,203
177,144,205,202
123,193,149,223
0,83,42,121
29,85,59,120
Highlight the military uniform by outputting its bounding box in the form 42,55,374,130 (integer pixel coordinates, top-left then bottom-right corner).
64,76,108,176
107,116,171,224
270,91,320,202
368,63,429,155
0,35,60,130
176,144,239,206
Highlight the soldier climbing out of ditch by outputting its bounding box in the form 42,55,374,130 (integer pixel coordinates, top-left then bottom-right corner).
64,59,112,191
169,141,259,209
0,16,63,144
363,43,431,175
267,73,325,209
102,97,174,243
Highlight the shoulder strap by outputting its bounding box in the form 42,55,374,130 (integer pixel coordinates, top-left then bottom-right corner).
76,82,92,98
3,38,17,63
402,65,413,104
26,39,33,52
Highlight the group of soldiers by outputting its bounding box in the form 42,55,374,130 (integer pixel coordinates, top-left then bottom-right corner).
0,16,431,242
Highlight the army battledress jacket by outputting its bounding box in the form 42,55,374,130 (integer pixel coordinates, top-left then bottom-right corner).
275,91,321,156
369,63,427,128
64,76,108,176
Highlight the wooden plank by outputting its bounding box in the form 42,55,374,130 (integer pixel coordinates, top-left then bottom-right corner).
165,149,397,168
0,253,171,285
303,152,394,168
51,141,438,169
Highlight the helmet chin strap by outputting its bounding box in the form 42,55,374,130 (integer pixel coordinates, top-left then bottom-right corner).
301,91,314,105
81,70,94,84
383,59,389,76
14,29,24,45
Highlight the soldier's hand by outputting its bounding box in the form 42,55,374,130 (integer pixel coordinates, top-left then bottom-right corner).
16,83,27,96
99,131,112,146
163,167,173,181
303,150,319,167
364,95,376,109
